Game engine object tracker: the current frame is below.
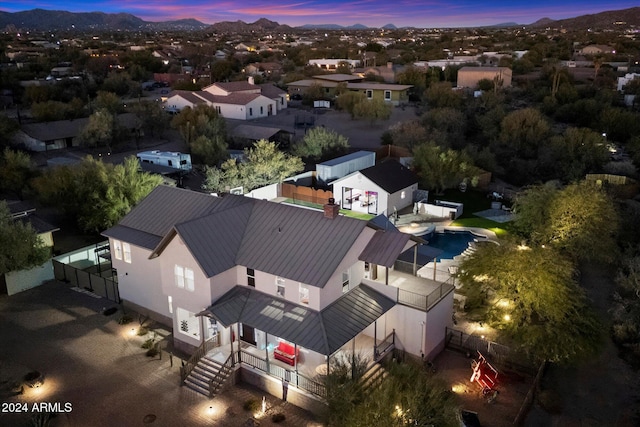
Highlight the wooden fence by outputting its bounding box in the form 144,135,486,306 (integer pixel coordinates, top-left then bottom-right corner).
281,182,333,205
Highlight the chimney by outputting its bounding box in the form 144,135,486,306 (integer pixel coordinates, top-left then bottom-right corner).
323,198,339,219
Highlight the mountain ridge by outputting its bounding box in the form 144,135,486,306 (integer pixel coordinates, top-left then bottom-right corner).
1,7,639,32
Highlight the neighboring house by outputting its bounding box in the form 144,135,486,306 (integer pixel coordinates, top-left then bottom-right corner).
7,200,59,249
229,124,292,148
308,58,361,70
164,78,287,120
287,74,411,106
245,62,283,77
354,62,405,83
618,73,640,92
331,160,419,216
102,186,453,405
457,66,512,89
579,44,615,56
14,113,141,152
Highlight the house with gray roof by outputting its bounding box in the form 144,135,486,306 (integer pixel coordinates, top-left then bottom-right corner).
102,185,453,407
164,78,287,120
331,160,419,216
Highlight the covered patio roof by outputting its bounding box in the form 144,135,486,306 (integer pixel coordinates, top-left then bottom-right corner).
358,229,412,268
200,284,395,355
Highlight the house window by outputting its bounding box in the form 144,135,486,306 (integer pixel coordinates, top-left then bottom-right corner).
342,271,350,293
384,90,391,100
260,106,264,114
249,107,253,116
175,265,195,291
247,268,255,287
113,240,122,260
366,90,373,99
168,160,173,166
177,307,200,339
168,296,173,314
277,278,285,297
216,106,221,114
123,243,131,263
299,283,309,305
401,191,406,199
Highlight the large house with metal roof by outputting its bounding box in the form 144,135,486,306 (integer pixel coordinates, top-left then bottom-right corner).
164,79,287,120
102,186,453,407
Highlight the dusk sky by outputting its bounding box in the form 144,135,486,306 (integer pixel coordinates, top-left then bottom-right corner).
1,1,638,28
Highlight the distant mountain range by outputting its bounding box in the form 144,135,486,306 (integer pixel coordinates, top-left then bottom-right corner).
527,7,640,29
1,7,639,32
0,8,208,31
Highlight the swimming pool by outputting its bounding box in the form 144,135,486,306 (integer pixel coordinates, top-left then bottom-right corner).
420,230,485,261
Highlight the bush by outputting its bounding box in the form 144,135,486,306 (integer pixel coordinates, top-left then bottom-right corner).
118,315,133,325
271,413,286,423
242,399,261,412
141,339,155,349
137,327,149,336
146,346,159,357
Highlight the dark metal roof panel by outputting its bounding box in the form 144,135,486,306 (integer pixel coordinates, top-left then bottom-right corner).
206,286,251,326
206,286,329,354
236,201,367,288
321,284,396,354
175,203,253,277
240,290,327,354
102,225,162,250
118,186,237,239
359,160,418,194
358,230,411,268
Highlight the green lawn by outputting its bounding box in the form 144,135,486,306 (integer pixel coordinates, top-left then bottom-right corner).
450,217,509,238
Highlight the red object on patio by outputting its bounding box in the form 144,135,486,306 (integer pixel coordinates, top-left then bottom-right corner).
274,341,298,366
470,351,499,391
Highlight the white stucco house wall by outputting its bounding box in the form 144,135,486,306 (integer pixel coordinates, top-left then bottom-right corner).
331,160,419,216
102,185,453,406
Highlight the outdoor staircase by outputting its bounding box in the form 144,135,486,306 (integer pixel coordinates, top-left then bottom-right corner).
184,354,233,398
356,362,388,395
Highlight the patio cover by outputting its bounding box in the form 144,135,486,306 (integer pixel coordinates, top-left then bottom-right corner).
201,284,395,355
358,229,412,268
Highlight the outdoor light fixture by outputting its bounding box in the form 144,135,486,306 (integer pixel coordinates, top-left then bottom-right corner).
504,314,511,321
130,328,136,336
208,406,214,415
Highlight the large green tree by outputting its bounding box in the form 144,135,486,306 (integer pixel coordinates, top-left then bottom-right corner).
512,181,618,263
171,104,227,147
458,241,602,364
293,127,349,162
353,98,392,124
324,357,459,427
32,156,162,233
202,140,303,193
0,201,50,275
412,143,482,194
0,148,35,200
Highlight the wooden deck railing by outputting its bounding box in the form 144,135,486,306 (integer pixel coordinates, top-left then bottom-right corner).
180,337,219,383
208,353,234,398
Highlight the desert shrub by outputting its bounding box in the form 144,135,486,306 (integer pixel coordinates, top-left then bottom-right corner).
271,413,286,423
141,339,155,349
146,346,159,357
242,399,261,412
137,327,149,336
118,315,133,325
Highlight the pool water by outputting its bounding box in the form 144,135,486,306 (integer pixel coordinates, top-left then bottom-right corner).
421,230,483,261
